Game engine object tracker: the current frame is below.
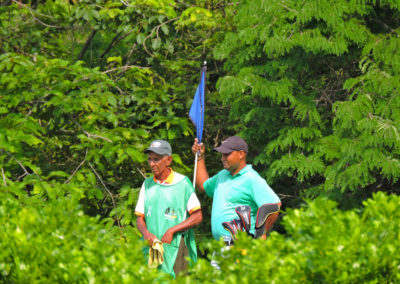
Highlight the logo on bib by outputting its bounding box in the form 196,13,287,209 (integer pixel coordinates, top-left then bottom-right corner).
164,207,177,220
146,206,152,218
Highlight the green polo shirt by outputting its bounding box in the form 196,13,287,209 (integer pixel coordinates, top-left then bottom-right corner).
204,164,280,241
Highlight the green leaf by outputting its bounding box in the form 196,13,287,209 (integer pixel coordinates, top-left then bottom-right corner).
151,38,162,50
107,94,117,107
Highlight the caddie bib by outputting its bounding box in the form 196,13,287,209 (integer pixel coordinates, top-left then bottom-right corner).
143,175,197,277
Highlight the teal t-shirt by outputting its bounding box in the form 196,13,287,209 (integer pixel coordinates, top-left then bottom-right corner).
204,164,280,241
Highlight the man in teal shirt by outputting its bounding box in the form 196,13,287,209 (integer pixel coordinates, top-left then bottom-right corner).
192,136,281,244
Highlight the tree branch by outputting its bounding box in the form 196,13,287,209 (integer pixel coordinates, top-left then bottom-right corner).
84,131,113,142
64,150,88,184
124,43,137,64
7,152,30,176
135,166,147,179
100,30,137,59
119,0,130,6
88,162,122,229
6,151,42,181
68,114,113,143
371,18,399,35
88,162,116,207
117,44,138,78
102,65,149,74
77,29,97,61
143,17,180,57
278,3,298,13
100,31,123,58
1,168,7,186
11,0,62,28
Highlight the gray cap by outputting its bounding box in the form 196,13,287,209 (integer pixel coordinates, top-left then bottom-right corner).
213,136,248,153
144,140,172,156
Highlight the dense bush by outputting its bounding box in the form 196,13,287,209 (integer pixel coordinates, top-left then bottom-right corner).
1,188,399,283
183,192,400,283
0,187,170,283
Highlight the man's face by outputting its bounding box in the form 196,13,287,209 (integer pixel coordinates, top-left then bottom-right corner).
147,152,172,177
221,150,243,174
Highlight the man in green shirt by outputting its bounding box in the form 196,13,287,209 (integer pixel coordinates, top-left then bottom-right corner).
192,136,281,244
135,139,203,277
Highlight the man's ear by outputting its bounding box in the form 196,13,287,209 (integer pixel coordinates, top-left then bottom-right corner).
239,151,247,160
165,155,173,166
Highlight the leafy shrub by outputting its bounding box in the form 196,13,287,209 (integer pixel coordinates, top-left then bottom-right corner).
1,186,399,283
181,192,400,283
0,186,170,283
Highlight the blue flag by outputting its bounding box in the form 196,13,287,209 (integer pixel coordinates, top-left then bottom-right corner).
189,65,206,143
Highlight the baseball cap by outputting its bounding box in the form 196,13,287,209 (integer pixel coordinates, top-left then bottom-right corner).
144,140,172,156
213,136,248,153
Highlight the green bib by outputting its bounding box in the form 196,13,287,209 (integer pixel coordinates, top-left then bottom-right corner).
143,174,198,277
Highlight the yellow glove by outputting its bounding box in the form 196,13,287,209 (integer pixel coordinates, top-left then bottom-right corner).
148,239,164,268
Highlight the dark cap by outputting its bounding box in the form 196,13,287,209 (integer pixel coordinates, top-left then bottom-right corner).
213,136,248,153
144,140,172,156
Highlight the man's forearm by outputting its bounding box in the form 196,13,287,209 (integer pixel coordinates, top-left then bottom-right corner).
168,210,203,235
137,216,156,244
195,158,209,192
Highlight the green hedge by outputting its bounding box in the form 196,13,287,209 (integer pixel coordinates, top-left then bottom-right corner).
0,186,170,283
184,192,400,283
1,188,399,283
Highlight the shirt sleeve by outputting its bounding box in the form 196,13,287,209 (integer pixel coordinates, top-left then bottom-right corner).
187,192,201,214
134,183,146,217
252,177,281,207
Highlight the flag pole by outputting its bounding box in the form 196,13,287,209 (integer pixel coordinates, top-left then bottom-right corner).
193,151,198,186
192,61,207,186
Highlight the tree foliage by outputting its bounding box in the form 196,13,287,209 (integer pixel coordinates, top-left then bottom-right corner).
0,0,226,217
1,0,400,281
214,0,400,206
